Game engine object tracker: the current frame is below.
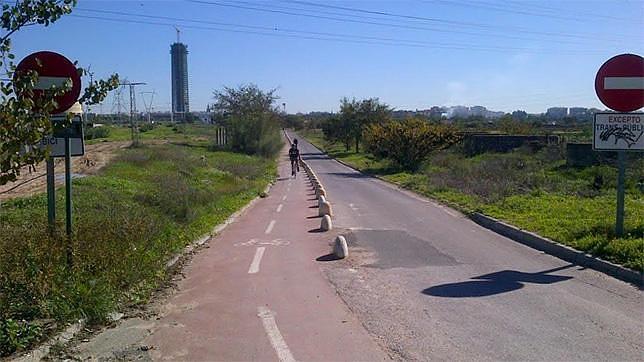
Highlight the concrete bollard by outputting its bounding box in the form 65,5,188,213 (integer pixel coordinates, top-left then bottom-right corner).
333,235,348,259
319,200,332,217
315,186,325,198
320,214,332,231
318,195,326,208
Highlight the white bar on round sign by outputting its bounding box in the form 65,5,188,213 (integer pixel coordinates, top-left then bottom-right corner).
34,76,70,90
604,77,644,90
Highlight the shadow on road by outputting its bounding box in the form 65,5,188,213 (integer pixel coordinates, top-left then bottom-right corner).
326,172,371,179
308,228,325,233
423,265,574,298
302,155,332,161
306,215,321,219
316,253,341,262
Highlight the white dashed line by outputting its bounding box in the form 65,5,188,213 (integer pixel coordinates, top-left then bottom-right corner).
257,306,296,362
276,204,283,213
265,220,276,234
282,195,287,201
248,247,266,274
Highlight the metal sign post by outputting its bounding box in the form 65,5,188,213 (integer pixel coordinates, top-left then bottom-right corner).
615,152,626,236
64,136,72,237
64,135,73,266
46,157,55,232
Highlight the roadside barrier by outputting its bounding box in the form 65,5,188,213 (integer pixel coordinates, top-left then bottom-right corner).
319,200,332,217
320,214,332,231
334,235,348,259
298,148,341,267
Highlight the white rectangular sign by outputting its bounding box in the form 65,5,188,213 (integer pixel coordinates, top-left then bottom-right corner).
37,136,85,157
593,113,644,151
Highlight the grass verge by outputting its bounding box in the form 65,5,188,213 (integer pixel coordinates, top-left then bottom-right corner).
0,140,276,356
300,129,643,272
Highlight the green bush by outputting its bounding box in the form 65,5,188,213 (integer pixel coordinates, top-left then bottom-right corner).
139,123,155,133
0,319,42,356
84,126,110,140
365,119,461,171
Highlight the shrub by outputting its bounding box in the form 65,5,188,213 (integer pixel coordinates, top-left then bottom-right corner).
365,119,461,171
139,123,154,133
84,126,110,140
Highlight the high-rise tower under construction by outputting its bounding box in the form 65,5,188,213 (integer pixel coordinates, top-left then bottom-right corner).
171,42,189,118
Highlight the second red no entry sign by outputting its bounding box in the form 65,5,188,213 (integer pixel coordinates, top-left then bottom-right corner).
594,53,644,112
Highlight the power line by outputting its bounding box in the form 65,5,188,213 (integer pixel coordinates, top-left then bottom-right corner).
431,0,643,25
73,8,581,51
503,0,643,23
280,0,631,41
69,13,610,55
186,0,632,45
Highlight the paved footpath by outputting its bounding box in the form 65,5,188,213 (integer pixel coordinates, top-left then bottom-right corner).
113,145,388,361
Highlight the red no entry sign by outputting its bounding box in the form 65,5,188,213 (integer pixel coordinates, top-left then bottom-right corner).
594,53,644,112
15,51,82,114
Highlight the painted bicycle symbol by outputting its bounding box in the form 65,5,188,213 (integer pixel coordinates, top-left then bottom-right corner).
234,238,290,247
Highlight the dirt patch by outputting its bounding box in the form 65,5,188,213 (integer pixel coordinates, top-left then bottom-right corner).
0,141,129,201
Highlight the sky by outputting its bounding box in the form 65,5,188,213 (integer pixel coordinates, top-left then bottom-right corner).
10,0,644,114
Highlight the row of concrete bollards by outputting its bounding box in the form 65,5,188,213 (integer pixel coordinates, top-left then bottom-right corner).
300,158,348,259
283,130,348,259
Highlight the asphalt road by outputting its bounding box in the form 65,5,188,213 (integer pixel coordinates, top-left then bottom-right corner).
292,131,644,361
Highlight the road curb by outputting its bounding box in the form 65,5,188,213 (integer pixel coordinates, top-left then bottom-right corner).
13,321,84,362
300,134,643,288
470,213,643,287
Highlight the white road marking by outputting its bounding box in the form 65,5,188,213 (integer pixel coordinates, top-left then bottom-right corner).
265,220,276,234
282,195,287,201
34,76,71,90
604,76,644,90
236,238,290,247
276,204,283,213
248,247,266,274
257,306,296,362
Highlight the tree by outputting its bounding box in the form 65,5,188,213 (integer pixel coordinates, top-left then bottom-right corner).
212,84,282,157
337,97,391,153
497,114,533,135
0,0,119,185
322,115,352,151
365,118,461,171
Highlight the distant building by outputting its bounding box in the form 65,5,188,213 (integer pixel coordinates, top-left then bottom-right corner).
569,107,588,117
470,106,487,117
429,106,444,118
512,110,528,120
546,107,568,119
171,42,189,119
449,105,470,118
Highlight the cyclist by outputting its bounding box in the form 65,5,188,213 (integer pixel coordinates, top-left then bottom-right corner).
288,142,300,177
